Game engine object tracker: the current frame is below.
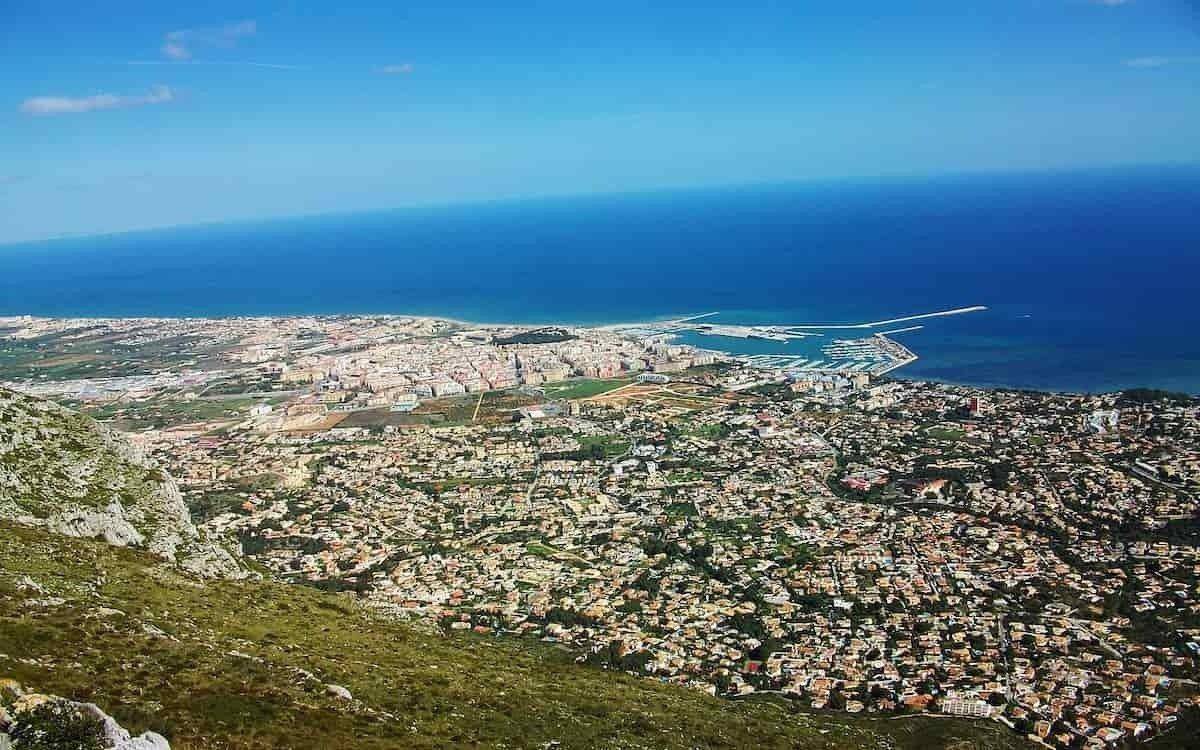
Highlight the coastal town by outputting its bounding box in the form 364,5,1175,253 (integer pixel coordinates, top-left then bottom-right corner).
2,314,1198,748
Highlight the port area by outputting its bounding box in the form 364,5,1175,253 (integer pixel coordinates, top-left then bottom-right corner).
615,306,982,376
735,332,917,377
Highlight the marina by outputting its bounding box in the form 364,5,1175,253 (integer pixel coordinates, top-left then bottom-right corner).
732,334,918,377
621,307,950,379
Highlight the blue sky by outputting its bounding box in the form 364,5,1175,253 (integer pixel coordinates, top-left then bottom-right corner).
2,0,1198,245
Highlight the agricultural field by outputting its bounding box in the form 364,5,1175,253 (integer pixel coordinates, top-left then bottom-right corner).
541,377,635,400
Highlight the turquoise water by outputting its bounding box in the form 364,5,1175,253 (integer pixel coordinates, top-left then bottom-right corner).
1,166,1198,394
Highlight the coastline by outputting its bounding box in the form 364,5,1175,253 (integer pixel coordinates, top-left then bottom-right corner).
5,309,1196,398
3,168,1199,396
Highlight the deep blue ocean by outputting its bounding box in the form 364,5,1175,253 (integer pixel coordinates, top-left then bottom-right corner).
2,166,1199,394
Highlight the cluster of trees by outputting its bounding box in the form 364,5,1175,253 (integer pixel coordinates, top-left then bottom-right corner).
640,533,730,582
493,328,577,345
542,606,600,628
582,639,654,673
1119,388,1195,406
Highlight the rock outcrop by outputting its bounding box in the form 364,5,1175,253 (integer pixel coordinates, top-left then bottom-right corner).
1,679,169,749
0,388,242,578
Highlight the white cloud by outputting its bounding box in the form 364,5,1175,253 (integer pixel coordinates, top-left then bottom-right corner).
378,63,414,75
161,19,257,60
20,85,175,116
1124,56,1170,68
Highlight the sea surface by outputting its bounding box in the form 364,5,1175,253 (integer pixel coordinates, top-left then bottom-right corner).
2,166,1199,394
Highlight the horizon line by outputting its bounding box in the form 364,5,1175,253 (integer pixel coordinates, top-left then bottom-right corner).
3,159,1199,250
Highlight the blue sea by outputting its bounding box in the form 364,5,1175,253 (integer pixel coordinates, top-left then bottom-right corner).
2,166,1199,394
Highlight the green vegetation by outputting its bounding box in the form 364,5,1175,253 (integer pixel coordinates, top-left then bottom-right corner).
542,377,633,400
575,434,631,459
400,390,541,427
777,540,816,568
738,696,1029,750
335,407,433,429
687,422,733,440
0,522,1027,750
413,394,480,425
0,332,221,382
703,517,764,539
679,362,736,379
5,700,108,750
666,468,703,483
493,328,577,345
188,489,249,523
188,475,280,523
665,501,699,518
0,346,140,381
1119,388,1196,406
925,426,966,442
85,396,275,430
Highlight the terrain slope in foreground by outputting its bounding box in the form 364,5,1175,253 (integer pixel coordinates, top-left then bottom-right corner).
0,524,1030,750
0,387,1026,749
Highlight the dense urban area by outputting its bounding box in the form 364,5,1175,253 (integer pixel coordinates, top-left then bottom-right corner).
2,313,1198,749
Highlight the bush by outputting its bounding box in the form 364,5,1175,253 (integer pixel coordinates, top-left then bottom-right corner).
9,700,107,750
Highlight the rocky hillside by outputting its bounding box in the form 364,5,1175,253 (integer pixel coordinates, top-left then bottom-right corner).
0,388,240,578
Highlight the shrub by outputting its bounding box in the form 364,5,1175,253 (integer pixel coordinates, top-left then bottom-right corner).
9,700,107,750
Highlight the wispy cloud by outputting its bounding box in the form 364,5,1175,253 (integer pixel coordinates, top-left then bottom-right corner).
162,19,256,60
1124,56,1171,68
126,59,302,70
1093,0,1132,6
19,85,175,116
163,39,190,60
377,63,414,75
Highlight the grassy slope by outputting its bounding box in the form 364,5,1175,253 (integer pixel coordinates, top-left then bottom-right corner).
0,523,1029,750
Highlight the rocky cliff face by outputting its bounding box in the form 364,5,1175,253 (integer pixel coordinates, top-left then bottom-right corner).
0,388,241,578
1,678,171,750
